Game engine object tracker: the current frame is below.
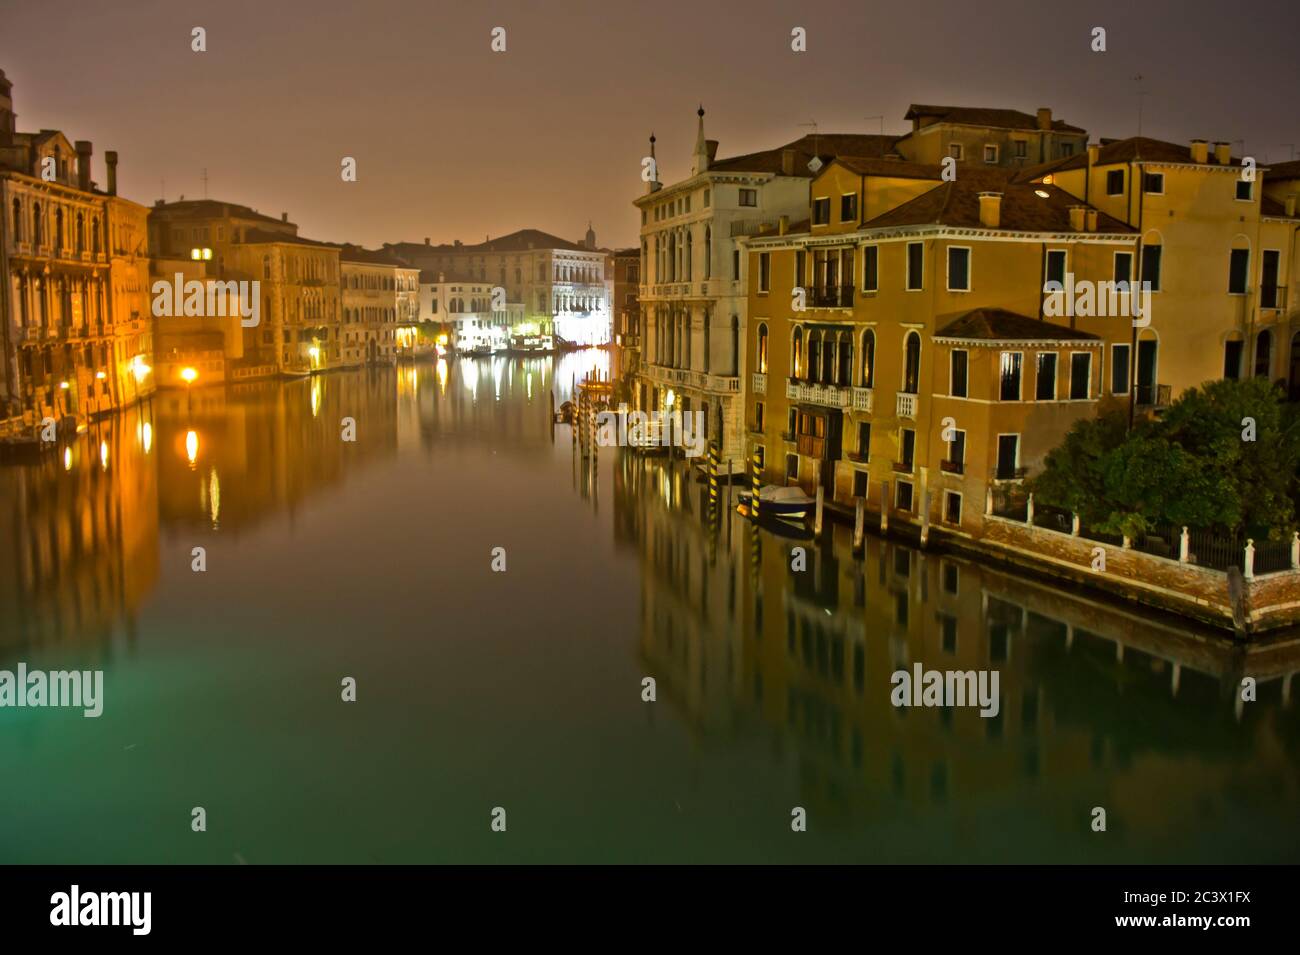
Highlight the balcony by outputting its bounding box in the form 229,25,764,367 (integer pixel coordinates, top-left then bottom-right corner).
1260,286,1288,311
994,466,1029,482
785,378,851,408
892,460,914,475
851,387,873,413
751,372,768,394
940,459,965,475
808,285,855,309
896,392,917,418
1135,383,1172,409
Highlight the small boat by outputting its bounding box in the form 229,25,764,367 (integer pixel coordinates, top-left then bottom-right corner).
738,484,816,519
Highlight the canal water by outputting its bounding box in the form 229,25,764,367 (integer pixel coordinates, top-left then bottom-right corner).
2,351,1298,863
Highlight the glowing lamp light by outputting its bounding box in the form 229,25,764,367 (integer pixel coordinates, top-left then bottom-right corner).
308,345,321,360
1034,189,1050,199
95,370,107,380
665,388,675,409
59,381,70,390
131,356,152,383
63,447,72,471
100,441,109,470
180,367,198,384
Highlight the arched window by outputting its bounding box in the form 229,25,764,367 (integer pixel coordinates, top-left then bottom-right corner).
792,327,804,378
861,329,875,387
1256,329,1273,378
902,331,921,394
32,202,42,245
668,234,677,281
91,216,100,254
822,333,836,385
757,322,768,374
704,227,712,279
685,231,693,281
808,329,822,382
55,208,64,250
11,198,20,241
838,332,853,385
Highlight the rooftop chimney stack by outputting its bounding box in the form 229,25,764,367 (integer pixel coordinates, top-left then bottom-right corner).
1085,209,1098,232
1190,139,1209,163
778,215,789,236
1068,205,1087,232
1213,141,1232,165
781,148,795,176
978,192,1003,229
105,150,118,196
281,212,288,222
75,140,92,191
424,237,430,245
1087,143,1099,166
1036,108,1052,131
1287,194,1298,218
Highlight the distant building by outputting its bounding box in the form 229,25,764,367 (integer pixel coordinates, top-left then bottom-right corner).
337,245,417,366
611,247,640,376
0,67,154,431
386,227,611,349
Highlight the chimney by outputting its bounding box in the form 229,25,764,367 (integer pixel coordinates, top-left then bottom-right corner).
1036,108,1052,131
424,237,430,245
1085,209,1098,232
778,215,789,235
281,212,288,222
1190,139,1209,164
105,150,118,196
781,148,795,176
1087,143,1099,166
75,140,92,191
1068,205,1086,231
1213,141,1232,165
1287,194,1298,218
978,192,1002,228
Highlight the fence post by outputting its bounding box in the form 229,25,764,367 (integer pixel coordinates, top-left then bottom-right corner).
985,486,993,516
1026,492,1034,527
1071,513,1080,536
1244,538,1256,580
1122,535,1131,550
1292,531,1299,570
1179,526,1189,563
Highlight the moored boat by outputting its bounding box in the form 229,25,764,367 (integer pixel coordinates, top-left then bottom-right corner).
738,484,815,519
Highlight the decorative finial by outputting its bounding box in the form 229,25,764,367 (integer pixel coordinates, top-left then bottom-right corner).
698,104,705,118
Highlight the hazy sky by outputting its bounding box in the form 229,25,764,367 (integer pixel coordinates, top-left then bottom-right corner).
3,0,1297,250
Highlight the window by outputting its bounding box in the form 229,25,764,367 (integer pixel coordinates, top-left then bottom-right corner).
1114,252,1133,284
942,562,959,595
1140,246,1162,291
786,453,798,481
758,253,770,292
1070,352,1092,399
902,331,921,393
947,247,970,291
996,435,1020,480
1045,249,1067,286
857,421,870,460
896,480,914,511
840,194,858,222
999,352,1023,400
1106,169,1124,195
948,144,964,160
1228,248,1249,295
1236,179,1253,201
1261,250,1281,308
1060,143,1075,156
947,430,965,471
1035,353,1057,400
794,249,807,289
812,198,830,225
983,144,998,164
732,249,740,280
704,188,710,207
1255,330,1272,378
906,242,923,290
1143,172,1164,194
1013,140,1027,159
755,401,765,432
862,245,878,292
861,329,875,386
853,469,868,498
950,350,968,397
900,429,915,471
739,188,757,207
1223,340,1243,379
756,323,768,373
944,491,962,526
787,408,797,437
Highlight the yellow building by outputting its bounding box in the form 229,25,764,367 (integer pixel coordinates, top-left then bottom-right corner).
744,158,1137,535
338,246,415,366
1020,138,1300,404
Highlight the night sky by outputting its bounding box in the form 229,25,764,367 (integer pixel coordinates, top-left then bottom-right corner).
3,0,1297,250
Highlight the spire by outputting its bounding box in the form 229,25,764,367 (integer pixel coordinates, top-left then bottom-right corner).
647,132,661,194
692,105,709,176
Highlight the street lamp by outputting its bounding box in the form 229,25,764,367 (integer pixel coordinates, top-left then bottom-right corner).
181,366,198,412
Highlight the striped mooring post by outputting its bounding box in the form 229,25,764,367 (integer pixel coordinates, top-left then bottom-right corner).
750,449,763,521
707,441,720,524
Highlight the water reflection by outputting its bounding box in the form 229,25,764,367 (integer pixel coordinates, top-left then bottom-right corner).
611,449,1300,858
